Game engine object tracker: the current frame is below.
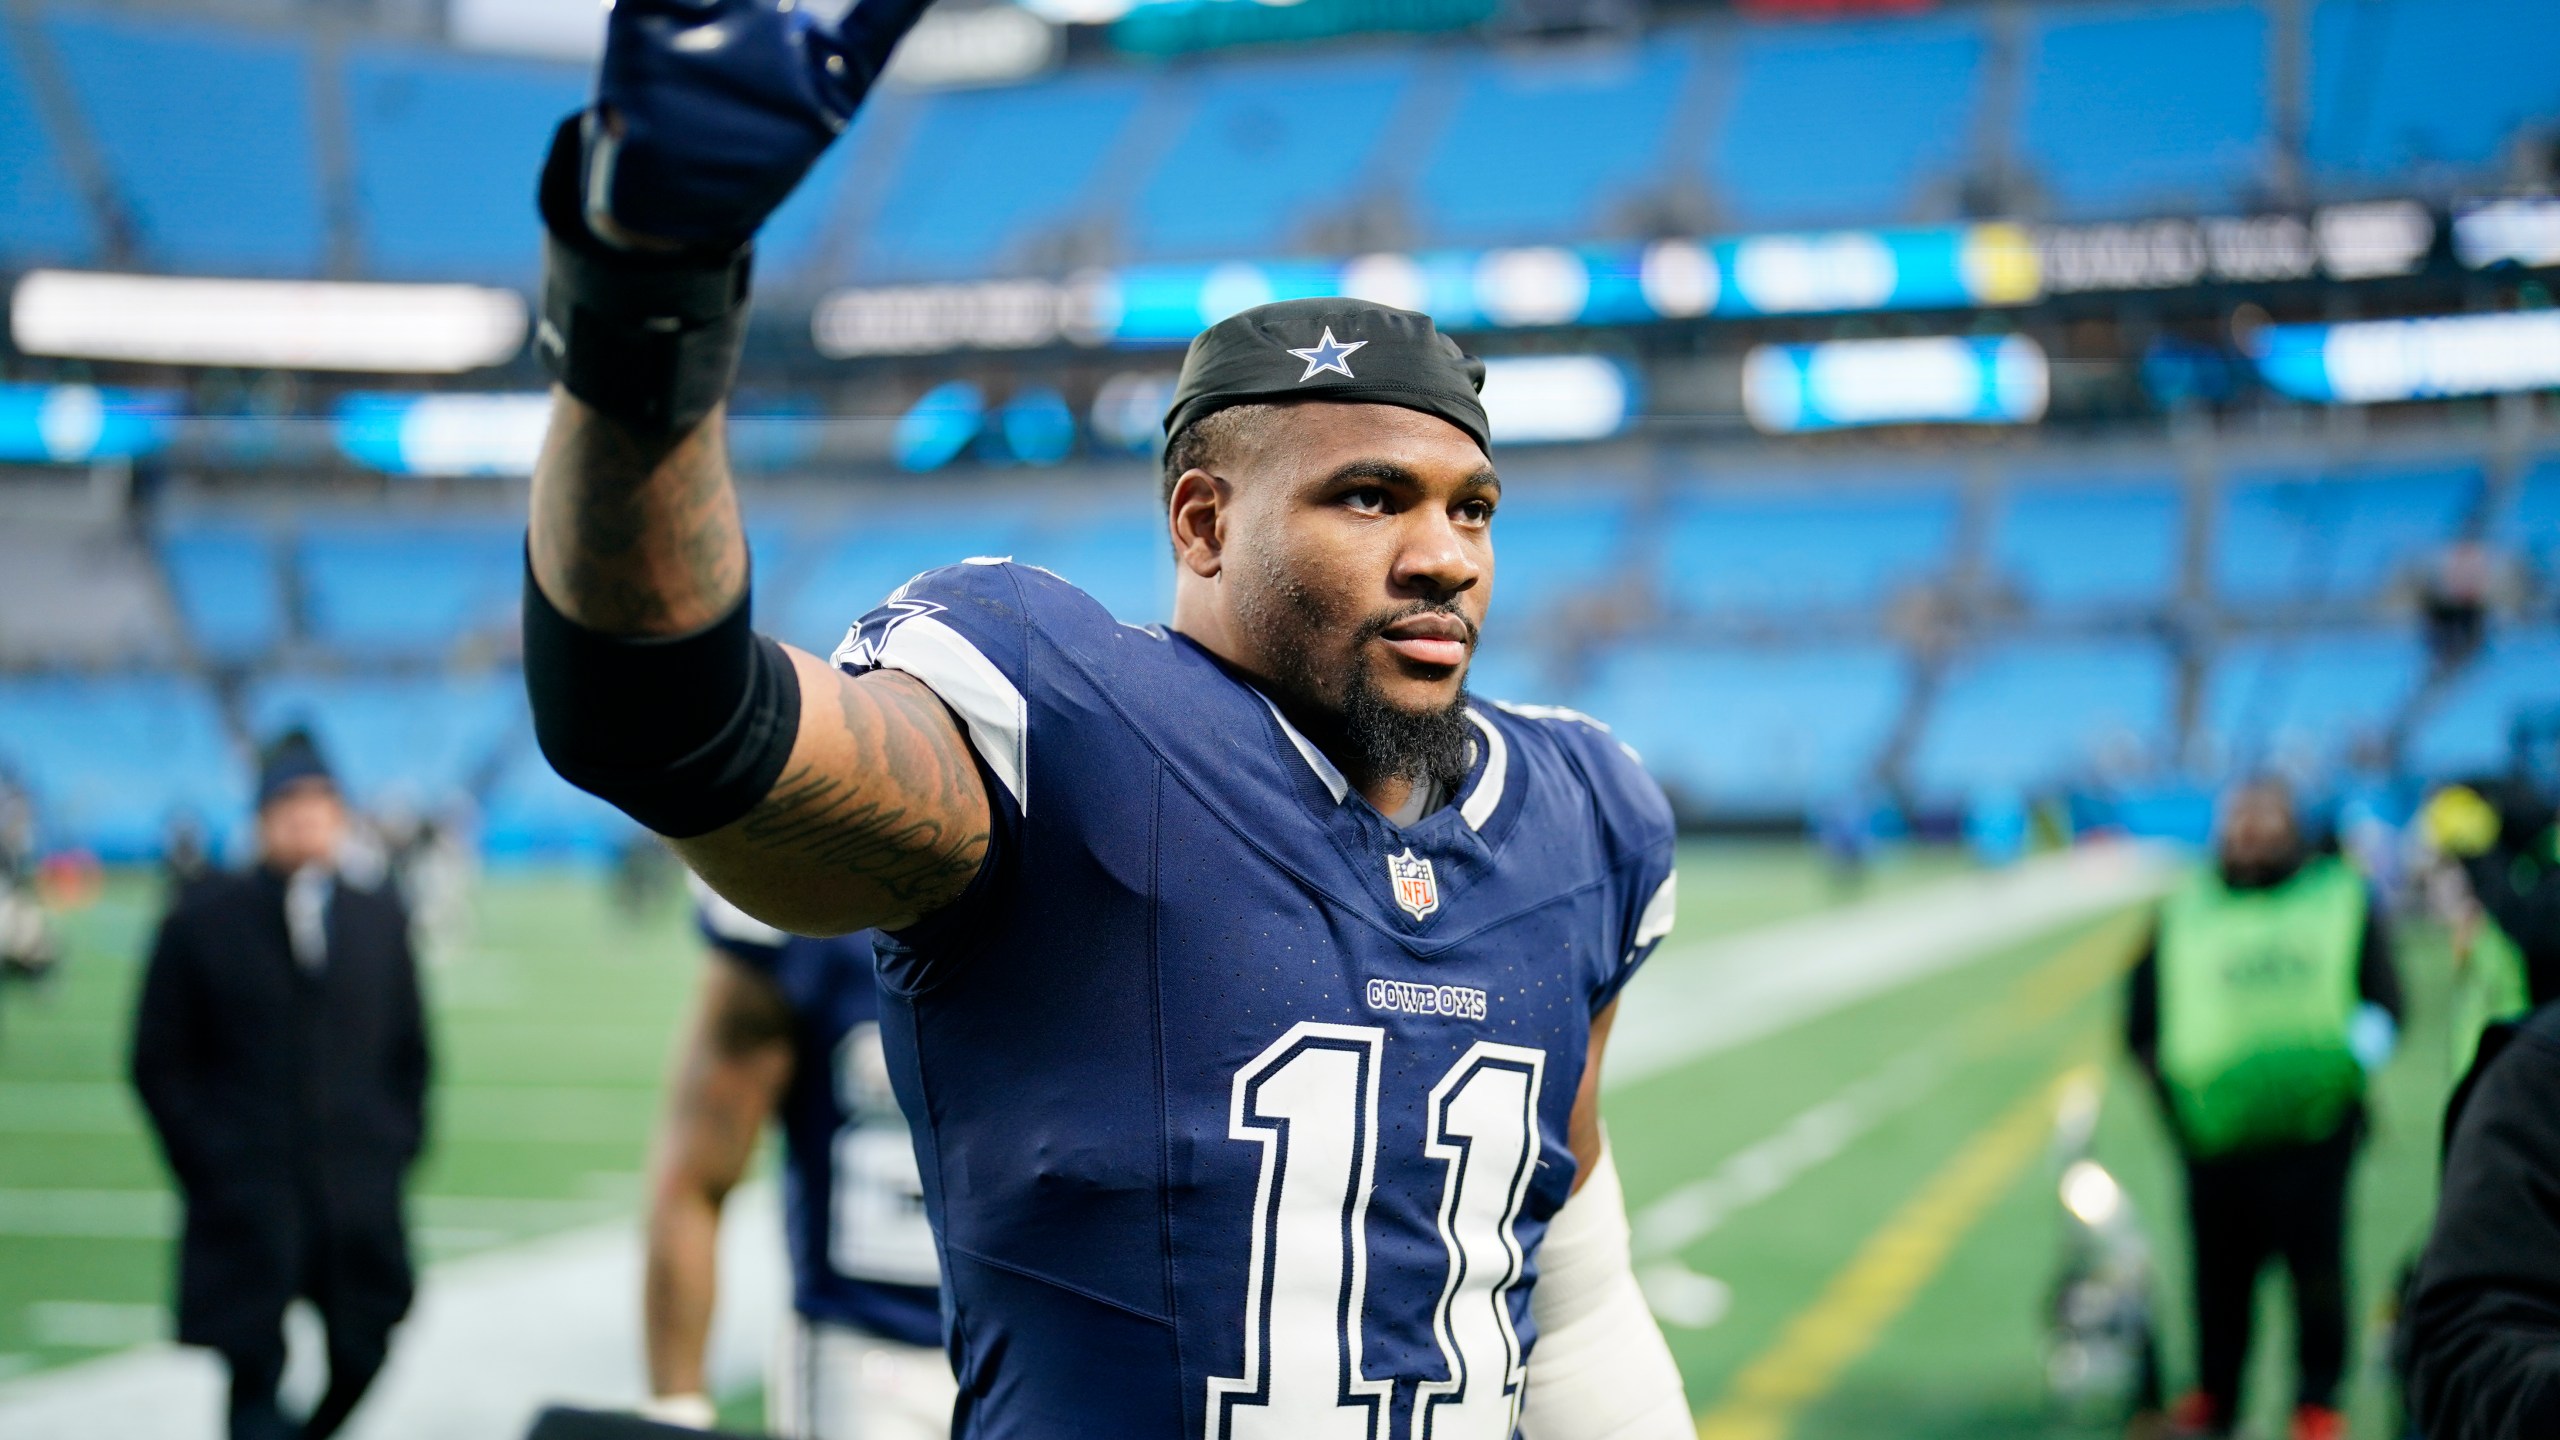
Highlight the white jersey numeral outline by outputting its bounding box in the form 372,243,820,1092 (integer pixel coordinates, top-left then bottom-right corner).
1416,1043,1546,1439
1207,1023,1548,1440
1207,1023,1394,1440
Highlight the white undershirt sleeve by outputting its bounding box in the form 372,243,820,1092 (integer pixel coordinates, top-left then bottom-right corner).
1519,1137,1693,1440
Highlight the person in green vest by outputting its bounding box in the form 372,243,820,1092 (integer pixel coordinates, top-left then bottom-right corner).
2420,779,2560,1078
2125,777,2405,1440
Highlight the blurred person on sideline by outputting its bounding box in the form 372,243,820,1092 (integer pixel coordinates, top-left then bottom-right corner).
640,883,948,1438
163,810,217,898
0,766,58,994
2124,777,2404,1440
2419,778,2560,1076
131,729,432,1440
2404,1001,2560,1440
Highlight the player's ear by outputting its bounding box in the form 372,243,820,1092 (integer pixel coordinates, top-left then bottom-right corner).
1168,468,1227,580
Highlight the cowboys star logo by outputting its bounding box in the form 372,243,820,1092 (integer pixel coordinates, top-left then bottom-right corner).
1286,327,1367,383
832,597,943,670
1385,847,1439,922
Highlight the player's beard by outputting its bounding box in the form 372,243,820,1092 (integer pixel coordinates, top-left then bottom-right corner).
1332,650,1474,799
1238,559,1475,798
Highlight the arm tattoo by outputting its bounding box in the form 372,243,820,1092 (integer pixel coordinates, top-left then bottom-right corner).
532,400,745,635
734,675,990,909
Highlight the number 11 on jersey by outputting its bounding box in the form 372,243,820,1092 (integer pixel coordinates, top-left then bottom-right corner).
1207,1022,1548,1440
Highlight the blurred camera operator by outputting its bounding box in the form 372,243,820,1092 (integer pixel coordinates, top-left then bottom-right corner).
2124,777,2404,1440
130,729,431,1440
0,769,58,992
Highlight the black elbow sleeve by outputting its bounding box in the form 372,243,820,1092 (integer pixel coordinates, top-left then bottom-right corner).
522,557,801,839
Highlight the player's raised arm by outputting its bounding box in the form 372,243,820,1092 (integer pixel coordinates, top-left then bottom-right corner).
525,0,986,935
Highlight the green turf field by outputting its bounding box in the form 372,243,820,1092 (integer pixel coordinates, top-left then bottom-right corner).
0,844,2457,1439
0,870,703,1381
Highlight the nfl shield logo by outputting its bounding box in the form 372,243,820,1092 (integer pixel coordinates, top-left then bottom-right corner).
1386,848,1439,922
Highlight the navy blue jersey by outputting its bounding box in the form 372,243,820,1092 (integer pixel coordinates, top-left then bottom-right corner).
831,560,1677,1440
693,893,943,1349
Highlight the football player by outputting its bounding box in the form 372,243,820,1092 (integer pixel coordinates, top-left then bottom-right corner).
522,1,1691,1433
640,883,948,1438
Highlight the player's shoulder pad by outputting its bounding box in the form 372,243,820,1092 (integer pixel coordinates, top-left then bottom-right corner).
1484,698,1675,857
829,556,1122,672
829,558,1117,818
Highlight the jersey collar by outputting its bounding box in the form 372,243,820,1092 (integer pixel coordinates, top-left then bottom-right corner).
1253,690,1510,835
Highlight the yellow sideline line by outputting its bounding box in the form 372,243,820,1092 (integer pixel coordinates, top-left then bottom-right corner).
1967,911,2147,1043
1691,1059,2101,1440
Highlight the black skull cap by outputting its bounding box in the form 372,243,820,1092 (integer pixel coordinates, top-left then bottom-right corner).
1162,297,1490,457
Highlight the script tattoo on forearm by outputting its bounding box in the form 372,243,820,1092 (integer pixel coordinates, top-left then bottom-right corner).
531,399,745,636
734,674,990,909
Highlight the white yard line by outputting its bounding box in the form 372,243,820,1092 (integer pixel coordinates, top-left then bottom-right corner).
0,1191,625,1243
0,1186,784,1440
1631,1045,1950,1260
1606,841,2174,1091
1612,841,2174,1331
0,843,2173,1438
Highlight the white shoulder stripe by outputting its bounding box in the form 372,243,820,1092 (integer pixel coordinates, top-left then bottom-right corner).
1489,698,1613,732
837,613,1030,813
1633,871,1678,949
1460,708,1508,831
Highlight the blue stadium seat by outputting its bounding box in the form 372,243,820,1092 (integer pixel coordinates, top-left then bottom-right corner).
2214,462,2477,602
2307,0,2560,186
851,73,1146,282
480,744,632,861
1583,643,1906,809
1990,475,2184,611
0,32,97,264
1706,16,1987,230
1011,500,1171,625
44,13,323,273
298,519,519,657
0,675,244,860
2201,631,2425,777
758,107,900,290
2016,3,2269,219
1127,51,1415,262
2407,629,2560,777
1461,643,1580,714
161,525,286,663
343,46,584,283
780,511,1027,652
1912,639,2173,797
1659,483,1958,614
2498,454,2560,587
245,672,521,811
1476,490,1630,630
1414,39,1695,248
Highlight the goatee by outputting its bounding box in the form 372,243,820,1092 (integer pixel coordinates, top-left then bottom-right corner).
1236,553,1476,799
1329,659,1474,798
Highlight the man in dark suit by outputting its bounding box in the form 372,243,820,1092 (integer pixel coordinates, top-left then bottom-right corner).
132,730,432,1440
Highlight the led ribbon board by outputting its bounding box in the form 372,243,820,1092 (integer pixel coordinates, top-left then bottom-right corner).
2251,312,2560,404
1742,335,2049,433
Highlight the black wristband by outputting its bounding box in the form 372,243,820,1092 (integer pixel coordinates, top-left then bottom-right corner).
523,554,801,839
534,115,753,436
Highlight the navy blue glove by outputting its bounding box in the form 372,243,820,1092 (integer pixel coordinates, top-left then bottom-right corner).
585,0,935,250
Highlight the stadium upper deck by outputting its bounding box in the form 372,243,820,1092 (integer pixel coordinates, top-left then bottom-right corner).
2,0,2554,287
0,0,2555,862
2,429,2552,858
